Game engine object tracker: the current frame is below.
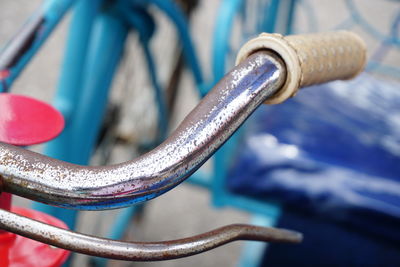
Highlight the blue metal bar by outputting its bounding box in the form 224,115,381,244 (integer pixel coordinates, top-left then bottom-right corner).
209,0,258,208
208,0,284,227
142,42,169,140
32,0,103,230
0,0,76,92
32,3,104,265
67,8,129,165
140,0,205,94
188,170,213,188
211,0,243,83
284,0,297,34
209,0,286,247
121,7,168,141
42,0,103,162
262,0,280,33
272,0,297,34
88,8,169,266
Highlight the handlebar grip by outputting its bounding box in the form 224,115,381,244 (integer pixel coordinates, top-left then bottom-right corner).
236,31,367,104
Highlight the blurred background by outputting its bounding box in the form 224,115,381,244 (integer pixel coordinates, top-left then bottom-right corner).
1,0,399,266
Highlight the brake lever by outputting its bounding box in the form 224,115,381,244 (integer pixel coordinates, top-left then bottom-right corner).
0,208,302,261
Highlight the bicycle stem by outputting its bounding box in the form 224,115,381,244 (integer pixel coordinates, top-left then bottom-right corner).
0,50,286,210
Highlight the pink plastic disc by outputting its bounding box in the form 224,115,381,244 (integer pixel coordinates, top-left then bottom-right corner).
0,93,64,146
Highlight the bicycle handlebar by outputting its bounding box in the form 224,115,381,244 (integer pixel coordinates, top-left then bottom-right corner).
237,31,366,104
0,50,286,210
0,31,366,260
0,31,366,210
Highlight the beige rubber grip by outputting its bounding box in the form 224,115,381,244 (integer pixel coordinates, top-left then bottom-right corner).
236,31,367,104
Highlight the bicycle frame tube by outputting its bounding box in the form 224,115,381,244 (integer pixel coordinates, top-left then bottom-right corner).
32,0,104,231
0,0,75,92
138,0,205,94
0,51,286,210
262,0,280,33
212,0,243,83
58,6,129,167
121,7,169,141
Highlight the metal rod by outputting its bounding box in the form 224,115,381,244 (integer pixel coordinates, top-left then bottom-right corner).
0,51,286,210
0,0,76,92
0,208,301,261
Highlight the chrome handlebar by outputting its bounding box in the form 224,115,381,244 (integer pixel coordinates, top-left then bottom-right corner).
0,50,301,261
0,29,368,260
0,51,286,210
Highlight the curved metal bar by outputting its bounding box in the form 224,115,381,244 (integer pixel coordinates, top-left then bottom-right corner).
0,51,286,210
0,0,76,92
0,208,301,261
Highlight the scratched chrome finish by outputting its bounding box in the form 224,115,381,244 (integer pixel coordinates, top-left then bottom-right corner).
0,51,286,210
0,208,302,261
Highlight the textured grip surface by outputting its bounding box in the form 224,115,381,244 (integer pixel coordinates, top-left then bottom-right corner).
285,32,366,87
236,31,367,104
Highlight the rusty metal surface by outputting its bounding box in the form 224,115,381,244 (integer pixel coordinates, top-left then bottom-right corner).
0,208,301,261
0,51,286,210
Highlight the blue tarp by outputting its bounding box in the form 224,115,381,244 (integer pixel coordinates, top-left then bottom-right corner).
228,73,400,241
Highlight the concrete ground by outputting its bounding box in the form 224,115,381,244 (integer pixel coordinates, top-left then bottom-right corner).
1,0,398,267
